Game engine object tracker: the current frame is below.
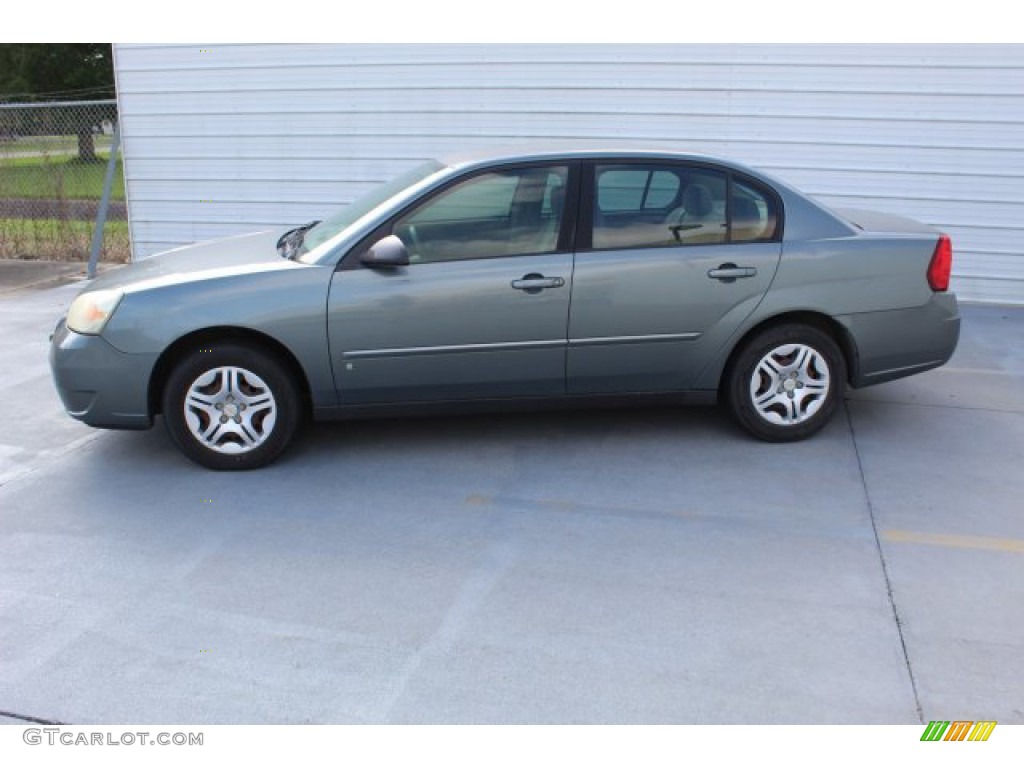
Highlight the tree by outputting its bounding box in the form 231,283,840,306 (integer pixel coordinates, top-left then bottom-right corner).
0,44,114,162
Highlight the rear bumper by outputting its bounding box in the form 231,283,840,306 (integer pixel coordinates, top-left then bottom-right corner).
838,292,961,388
49,320,155,429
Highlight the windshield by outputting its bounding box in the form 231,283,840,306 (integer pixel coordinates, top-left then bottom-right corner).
296,159,447,260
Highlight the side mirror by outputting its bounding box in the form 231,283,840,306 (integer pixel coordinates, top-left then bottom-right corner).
361,235,409,268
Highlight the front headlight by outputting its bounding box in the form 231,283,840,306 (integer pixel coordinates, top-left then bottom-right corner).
66,289,124,335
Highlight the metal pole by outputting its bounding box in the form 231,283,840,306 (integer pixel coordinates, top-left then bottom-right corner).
88,122,121,279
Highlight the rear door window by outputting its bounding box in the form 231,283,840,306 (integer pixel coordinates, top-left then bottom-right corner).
593,164,727,249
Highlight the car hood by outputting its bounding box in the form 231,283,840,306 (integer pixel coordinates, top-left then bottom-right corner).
85,230,298,294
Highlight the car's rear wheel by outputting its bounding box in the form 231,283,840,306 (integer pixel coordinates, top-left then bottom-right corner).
162,343,301,470
726,323,846,442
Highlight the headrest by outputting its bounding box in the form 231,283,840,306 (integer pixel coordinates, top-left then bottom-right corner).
682,184,714,217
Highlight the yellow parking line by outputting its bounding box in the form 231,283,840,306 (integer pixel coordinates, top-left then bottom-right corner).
883,529,1024,554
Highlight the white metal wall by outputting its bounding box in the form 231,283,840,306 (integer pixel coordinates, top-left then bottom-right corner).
113,44,1024,304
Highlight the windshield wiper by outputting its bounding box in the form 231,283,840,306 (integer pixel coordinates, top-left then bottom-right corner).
276,220,321,259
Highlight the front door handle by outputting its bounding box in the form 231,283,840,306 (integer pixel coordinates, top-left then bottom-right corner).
707,263,757,283
511,273,565,294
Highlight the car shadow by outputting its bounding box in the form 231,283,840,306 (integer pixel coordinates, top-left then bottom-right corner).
296,402,737,454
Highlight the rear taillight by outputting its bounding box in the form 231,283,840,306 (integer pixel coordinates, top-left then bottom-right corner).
927,234,952,292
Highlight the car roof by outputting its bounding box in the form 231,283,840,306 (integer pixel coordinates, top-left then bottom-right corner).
437,142,764,176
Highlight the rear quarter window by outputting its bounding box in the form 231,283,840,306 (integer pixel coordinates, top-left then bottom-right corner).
730,178,779,242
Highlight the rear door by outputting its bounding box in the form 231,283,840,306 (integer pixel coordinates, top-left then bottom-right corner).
567,161,783,394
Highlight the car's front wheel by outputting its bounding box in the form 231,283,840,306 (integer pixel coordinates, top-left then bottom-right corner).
162,343,301,470
726,324,846,442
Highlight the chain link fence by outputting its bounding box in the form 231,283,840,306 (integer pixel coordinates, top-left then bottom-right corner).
0,99,129,263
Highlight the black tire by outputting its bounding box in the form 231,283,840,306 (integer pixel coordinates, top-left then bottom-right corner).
161,342,301,470
726,323,846,442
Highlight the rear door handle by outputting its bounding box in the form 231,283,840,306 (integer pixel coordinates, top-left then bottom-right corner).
707,263,757,282
511,273,565,293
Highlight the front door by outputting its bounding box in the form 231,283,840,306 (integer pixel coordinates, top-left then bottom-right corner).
328,163,576,404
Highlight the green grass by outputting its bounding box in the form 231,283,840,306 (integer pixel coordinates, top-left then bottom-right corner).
0,133,129,261
0,217,130,262
0,135,115,155
0,155,125,200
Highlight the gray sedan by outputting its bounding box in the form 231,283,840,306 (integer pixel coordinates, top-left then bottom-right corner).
50,147,960,469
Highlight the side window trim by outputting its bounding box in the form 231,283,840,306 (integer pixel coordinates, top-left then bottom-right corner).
559,160,582,254
576,162,596,252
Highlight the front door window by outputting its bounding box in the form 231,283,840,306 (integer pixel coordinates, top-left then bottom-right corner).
393,165,569,263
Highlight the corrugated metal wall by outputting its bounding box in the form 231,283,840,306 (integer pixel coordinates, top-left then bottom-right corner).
113,44,1024,304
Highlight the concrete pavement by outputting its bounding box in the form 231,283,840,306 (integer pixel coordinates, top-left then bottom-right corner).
0,258,122,297
0,283,1020,724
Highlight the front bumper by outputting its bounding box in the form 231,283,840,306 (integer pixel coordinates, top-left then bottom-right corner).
49,319,156,430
